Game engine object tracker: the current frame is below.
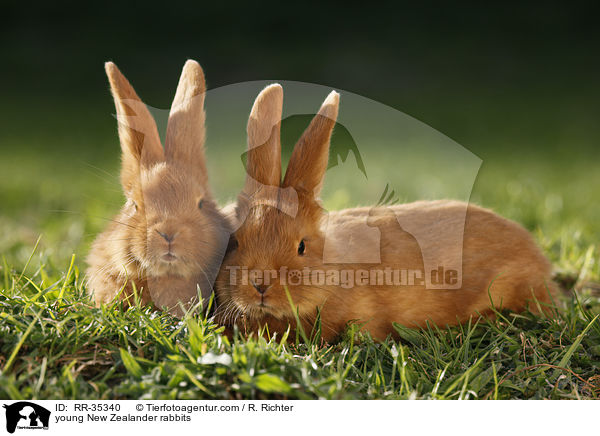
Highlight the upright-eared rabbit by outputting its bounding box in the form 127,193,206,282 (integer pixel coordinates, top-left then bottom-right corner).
86,61,230,316
215,84,558,341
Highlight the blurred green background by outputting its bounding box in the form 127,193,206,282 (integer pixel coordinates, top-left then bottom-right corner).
1,2,598,283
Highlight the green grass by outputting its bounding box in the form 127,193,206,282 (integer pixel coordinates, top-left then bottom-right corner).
0,253,598,399
1,102,599,400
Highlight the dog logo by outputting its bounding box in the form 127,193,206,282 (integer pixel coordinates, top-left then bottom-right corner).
2,402,50,433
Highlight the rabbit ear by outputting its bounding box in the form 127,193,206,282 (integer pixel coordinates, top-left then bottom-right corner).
244,84,283,192
165,60,209,188
105,62,164,193
283,91,339,197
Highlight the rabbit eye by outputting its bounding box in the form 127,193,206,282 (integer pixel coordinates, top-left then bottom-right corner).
132,201,138,212
297,239,306,256
198,199,204,209
226,236,238,255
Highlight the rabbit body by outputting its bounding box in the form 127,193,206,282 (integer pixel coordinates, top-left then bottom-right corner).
324,200,554,340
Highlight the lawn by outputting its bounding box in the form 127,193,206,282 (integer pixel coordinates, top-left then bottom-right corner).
0,91,599,400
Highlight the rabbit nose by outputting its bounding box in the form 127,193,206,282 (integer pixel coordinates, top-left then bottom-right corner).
252,282,269,295
156,230,175,243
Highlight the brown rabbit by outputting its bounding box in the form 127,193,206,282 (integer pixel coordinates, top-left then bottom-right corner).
86,60,230,316
215,84,558,342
